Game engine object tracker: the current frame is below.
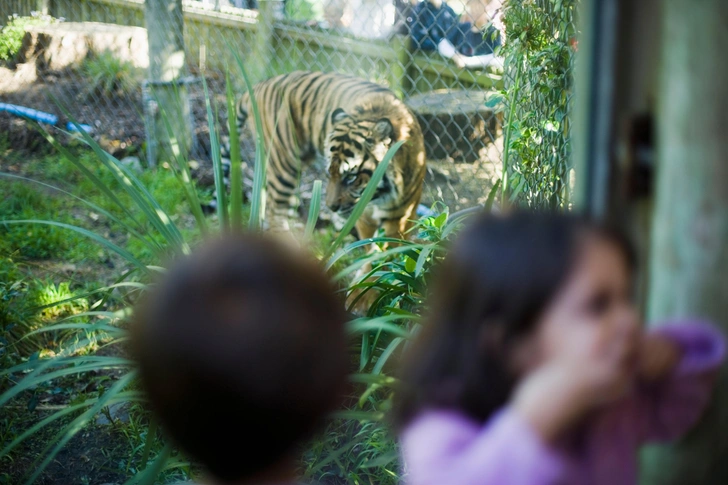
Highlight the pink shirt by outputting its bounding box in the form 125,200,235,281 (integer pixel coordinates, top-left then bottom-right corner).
400,320,726,485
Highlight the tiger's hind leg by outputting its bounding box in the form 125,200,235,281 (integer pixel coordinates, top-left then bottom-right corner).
264,147,305,238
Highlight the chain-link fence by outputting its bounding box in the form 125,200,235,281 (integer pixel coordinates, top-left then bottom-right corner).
499,0,578,210
1,0,511,215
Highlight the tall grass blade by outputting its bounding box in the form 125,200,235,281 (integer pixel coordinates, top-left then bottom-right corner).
348,373,399,387
0,393,144,458
156,105,209,236
125,442,172,485
0,173,161,255
25,372,136,485
305,180,322,239
0,359,131,408
332,245,419,281
35,128,150,240
325,140,405,260
229,44,267,230
331,410,385,421
347,318,412,339
202,76,229,231
372,337,404,374
485,179,501,211
226,69,244,231
325,237,412,270
49,99,188,253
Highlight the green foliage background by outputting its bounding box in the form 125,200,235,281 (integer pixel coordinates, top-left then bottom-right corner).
500,0,579,209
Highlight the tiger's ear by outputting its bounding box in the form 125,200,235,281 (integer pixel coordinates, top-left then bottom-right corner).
331,108,348,124
372,118,394,143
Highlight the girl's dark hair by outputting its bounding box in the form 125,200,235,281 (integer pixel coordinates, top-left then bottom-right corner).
392,210,635,429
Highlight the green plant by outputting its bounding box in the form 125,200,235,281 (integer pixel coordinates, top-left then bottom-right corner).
0,50,412,483
500,0,578,209
80,51,141,99
0,12,57,61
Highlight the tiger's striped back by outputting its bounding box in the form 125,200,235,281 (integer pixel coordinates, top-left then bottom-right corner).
228,70,426,240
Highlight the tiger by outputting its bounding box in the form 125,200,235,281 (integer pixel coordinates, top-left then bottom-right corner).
221,70,427,242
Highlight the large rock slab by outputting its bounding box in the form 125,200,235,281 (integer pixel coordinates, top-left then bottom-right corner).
17,22,149,72
406,89,503,163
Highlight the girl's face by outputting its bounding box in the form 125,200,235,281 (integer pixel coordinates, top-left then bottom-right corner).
516,235,641,379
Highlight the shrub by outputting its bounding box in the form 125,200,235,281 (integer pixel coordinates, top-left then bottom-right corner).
80,51,142,99
0,12,58,61
500,0,579,209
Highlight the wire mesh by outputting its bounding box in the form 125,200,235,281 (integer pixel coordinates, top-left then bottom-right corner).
0,0,515,216
499,0,578,210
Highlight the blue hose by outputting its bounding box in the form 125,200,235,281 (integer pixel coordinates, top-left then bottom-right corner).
0,102,59,125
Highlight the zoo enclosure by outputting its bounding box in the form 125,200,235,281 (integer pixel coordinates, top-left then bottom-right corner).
1,0,575,212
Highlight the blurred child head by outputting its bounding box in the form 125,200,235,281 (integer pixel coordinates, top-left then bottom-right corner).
393,210,639,428
131,233,349,484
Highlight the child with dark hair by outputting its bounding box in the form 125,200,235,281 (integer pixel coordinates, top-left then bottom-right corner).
131,233,349,485
393,211,725,485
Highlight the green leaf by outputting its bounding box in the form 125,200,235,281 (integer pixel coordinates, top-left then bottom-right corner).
372,337,404,374
25,372,136,484
229,44,267,231
325,140,405,260
305,180,322,239
404,255,416,274
202,76,229,231
226,68,244,231
485,179,501,211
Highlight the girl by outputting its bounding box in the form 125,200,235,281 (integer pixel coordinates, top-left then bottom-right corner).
392,211,725,485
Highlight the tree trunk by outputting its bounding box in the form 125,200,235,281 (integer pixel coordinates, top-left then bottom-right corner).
144,0,192,167
640,0,728,483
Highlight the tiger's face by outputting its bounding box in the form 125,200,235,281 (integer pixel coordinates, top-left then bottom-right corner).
324,108,394,216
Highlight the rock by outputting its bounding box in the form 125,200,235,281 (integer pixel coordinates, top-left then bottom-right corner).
17,22,149,73
95,402,130,425
406,90,503,163
120,156,143,173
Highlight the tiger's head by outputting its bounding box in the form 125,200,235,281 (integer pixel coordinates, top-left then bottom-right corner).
324,108,395,215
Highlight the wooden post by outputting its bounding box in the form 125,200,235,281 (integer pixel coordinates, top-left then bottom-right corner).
144,0,193,167
640,1,728,483
251,0,277,83
390,34,410,99
36,0,50,15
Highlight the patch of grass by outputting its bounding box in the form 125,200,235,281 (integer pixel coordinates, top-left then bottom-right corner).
80,51,142,99
0,182,95,261
303,418,399,485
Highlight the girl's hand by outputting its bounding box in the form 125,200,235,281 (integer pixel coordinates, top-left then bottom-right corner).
638,333,681,382
513,317,637,443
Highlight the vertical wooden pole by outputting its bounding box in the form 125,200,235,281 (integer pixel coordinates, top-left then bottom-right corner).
252,0,277,83
36,0,50,15
640,0,728,483
144,0,192,167
390,34,410,99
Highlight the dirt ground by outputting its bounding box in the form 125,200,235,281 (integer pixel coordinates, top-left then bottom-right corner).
0,63,502,221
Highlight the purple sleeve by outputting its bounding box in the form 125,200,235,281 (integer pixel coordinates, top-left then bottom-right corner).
637,319,726,443
400,408,565,485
